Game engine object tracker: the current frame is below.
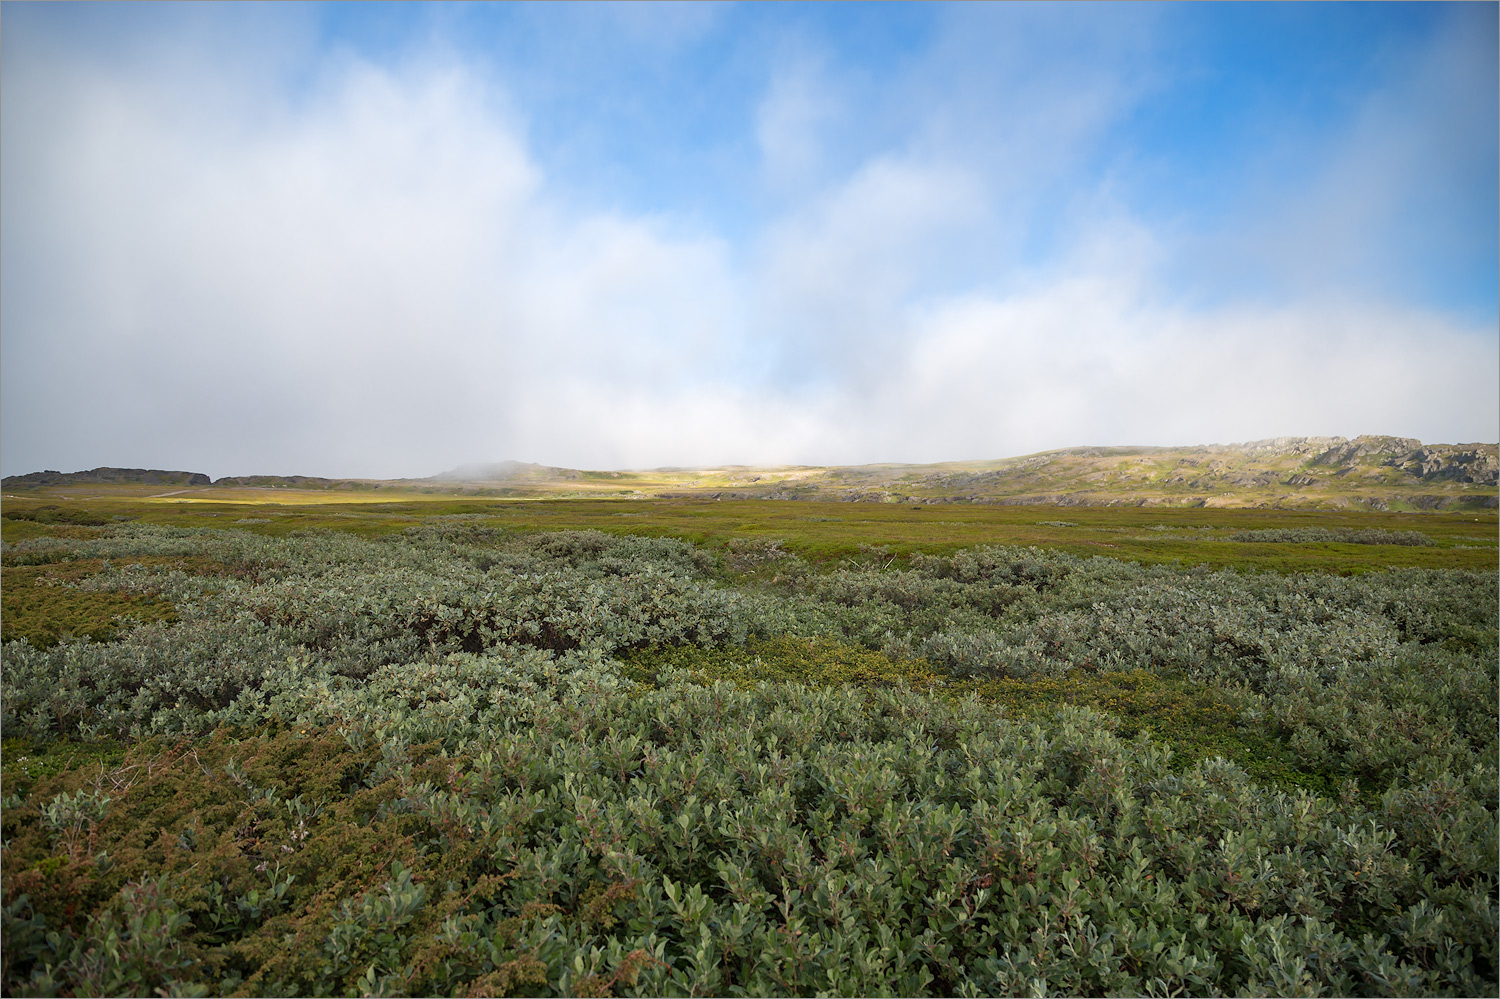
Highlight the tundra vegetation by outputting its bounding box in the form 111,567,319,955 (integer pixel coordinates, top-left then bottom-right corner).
0,495,1495,997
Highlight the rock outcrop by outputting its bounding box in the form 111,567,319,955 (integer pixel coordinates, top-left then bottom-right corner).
2,467,211,488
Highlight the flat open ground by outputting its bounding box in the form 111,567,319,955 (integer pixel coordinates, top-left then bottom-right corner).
3,486,1495,574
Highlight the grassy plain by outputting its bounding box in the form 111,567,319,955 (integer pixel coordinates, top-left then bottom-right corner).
3,486,1495,574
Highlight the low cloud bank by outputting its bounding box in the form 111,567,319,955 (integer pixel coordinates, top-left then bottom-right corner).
2,11,1493,478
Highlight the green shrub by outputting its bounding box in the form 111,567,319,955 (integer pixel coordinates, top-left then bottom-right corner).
1,523,1493,996
1224,527,1435,546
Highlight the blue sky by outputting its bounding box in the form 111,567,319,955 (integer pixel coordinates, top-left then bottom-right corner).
2,1,1496,477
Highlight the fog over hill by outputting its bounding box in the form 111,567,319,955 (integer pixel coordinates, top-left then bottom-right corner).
431,461,585,483
5,437,1496,511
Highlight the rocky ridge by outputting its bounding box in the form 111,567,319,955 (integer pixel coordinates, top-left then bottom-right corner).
1,468,211,488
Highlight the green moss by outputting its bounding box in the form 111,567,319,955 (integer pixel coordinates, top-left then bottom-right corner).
621,636,941,690
962,669,1354,797
0,563,178,649
623,642,1355,798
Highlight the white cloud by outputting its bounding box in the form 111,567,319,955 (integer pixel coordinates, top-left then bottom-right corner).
2,49,769,476
856,279,1498,463
2,12,1494,479
752,157,985,387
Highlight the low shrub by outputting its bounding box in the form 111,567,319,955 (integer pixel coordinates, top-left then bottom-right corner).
1225,527,1435,546
0,523,1492,996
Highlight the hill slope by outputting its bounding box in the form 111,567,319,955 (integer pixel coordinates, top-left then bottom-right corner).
5,437,1495,510
435,436,1499,510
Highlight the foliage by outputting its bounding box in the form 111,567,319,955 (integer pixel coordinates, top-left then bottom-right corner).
1224,527,1434,546
2,506,114,527
3,493,1495,574
0,561,182,649
1,519,1494,996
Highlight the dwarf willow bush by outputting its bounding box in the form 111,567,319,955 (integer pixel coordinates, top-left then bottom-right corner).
1,523,1495,997
1223,527,1435,547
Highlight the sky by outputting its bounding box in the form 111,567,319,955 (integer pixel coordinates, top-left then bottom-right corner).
2,1,1497,479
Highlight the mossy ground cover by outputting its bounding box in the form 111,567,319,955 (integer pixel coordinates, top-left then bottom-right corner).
0,556,252,649
1,562,176,649
1,729,476,996
622,639,1352,802
0,502,1494,996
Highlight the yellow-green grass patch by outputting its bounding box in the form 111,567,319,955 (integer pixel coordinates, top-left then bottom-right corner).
3,491,1495,573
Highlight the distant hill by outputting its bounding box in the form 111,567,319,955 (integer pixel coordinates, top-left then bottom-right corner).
3,469,399,492
813,436,1499,510
5,436,1496,510
1,467,210,488
428,436,1499,510
208,475,386,490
